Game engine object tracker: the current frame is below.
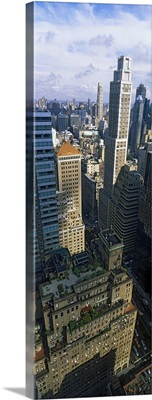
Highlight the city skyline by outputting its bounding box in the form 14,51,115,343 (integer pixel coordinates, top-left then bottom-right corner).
34,2,151,103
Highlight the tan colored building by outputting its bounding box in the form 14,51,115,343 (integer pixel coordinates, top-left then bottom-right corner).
56,141,85,254
37,229,137,398
99,56,132,229
34,328,52,398
98,228,124,271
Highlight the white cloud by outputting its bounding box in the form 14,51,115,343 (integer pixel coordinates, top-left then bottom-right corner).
34,3,152,102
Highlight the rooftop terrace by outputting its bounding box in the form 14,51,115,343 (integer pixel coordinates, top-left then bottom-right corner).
68,299,124,333
40,262,107,299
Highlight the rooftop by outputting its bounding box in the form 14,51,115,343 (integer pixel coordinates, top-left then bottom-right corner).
57,141,80,157
73,251,90,267
68,299,123,333
101,229,123,248
34,346,45,363
44,248,69,276
83,130,98,137
40,263,106,299
124,364,152,395
124,302,136,314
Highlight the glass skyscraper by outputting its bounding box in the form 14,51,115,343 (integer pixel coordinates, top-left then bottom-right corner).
34,110,59,279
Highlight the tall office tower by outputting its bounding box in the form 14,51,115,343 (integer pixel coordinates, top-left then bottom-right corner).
57,114,69,132
138,151,152,238
98,56,132,229
87,98,91,115
140,98,151,143
109,164,143,252
129,84,146,153
52,100,60,116
56,141,85,255
36,229,137,398
39,96,48,110
70,114,80,128
34,111,59,279
91,102,98,125
138,141,152,178
82,158,103,221
136,83,146,101
97,82,103,122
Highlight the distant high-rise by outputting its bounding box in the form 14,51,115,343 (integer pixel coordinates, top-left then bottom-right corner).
136,83,146,101
97,82,103,122
57,114,69,132
70,114,80,128
98,56,132,229
56,141,85,254
129,83,146,153
87,97,91,115
91,102,97,125
34,111,59,279
35,96,47,110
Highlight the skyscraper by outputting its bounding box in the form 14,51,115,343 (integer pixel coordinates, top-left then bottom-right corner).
57,114,69,132
138,151,152,239
82,157,103,221
34,111,59,279
56,141,85,254
129,84,146,153
97,82,103,122
109,163,143,252
98,56,132,229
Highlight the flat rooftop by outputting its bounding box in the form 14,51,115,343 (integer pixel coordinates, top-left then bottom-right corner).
45,248,69,273
34,346,45,363
101,229,123,248
40,263,106,299
73,251,90,266
124,301,136,314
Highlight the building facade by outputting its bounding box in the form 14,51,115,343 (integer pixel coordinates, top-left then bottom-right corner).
109,164,143,252
70,114,80,128
129,84,146,153
138,151,152,238
97,82,103,122
57,114,69,132
34,111,59,279
35,229,137,398
82,157,103,221
137,141,152,178
98,56,132,229
56,141,85,254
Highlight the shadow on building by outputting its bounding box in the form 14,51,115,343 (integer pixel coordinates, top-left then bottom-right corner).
54,350,116,398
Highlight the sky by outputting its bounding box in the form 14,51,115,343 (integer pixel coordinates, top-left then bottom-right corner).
34,1,152,103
